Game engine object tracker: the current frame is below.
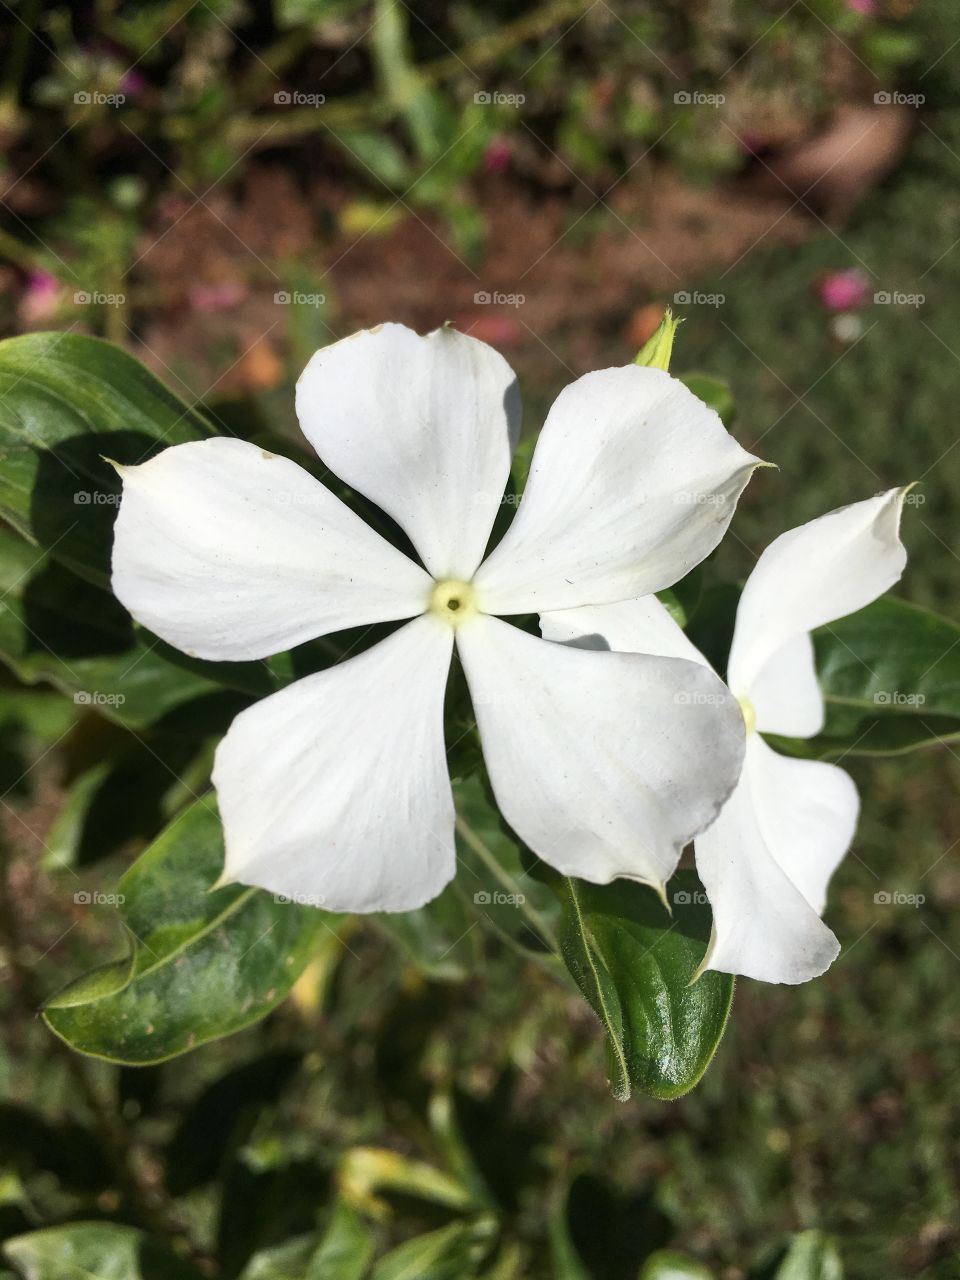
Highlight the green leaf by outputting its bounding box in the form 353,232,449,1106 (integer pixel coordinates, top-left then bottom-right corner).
774,597,960,759
2,1222,201,1280
681,372,735,426
773,1230,843,1280
370,1219,497,1280
550,871,734,1100
0,332,209,589
374,774,560,978
640,1251,714,1279
0,524,269,724
43,799,339,1064
239,1203,375,1280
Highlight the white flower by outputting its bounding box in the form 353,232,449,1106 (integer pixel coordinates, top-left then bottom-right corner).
111,323,761,914
542,489,909,983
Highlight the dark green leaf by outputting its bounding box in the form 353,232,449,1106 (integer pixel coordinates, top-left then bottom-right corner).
550,871,734,1100
781,597,960,759
44,799,339,1064
0,332,209,588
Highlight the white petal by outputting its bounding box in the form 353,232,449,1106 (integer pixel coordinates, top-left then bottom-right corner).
474,366,760,614
296,323,521,580
540,595,708,666
112,438,432,661
696,735,858,984
456,614,745,891
728,489,909,724
749,632,824,737
213,615,456,913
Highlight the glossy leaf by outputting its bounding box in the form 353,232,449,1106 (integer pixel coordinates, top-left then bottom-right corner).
0,509,272,724
550,871,734,1100
2,1222,201,1280
0,332,209,588
799,597,960,758
43,799,339,1064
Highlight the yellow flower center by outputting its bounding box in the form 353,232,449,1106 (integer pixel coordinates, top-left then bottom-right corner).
737,694,757,736
429,578,477,627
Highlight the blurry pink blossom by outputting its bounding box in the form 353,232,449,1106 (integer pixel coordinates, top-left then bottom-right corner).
19,271,61,325
817,268,871,312
120,69,148,97
483,137,512,174
846,0,876,14
189,282,248,312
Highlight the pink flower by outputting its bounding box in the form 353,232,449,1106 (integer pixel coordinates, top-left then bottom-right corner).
19,271,61,325
189,282,248,312
483,137,512,174
817,268,871,312
120,69,148,98
846,0,876,14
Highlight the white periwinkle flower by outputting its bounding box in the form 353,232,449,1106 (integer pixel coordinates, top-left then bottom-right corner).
542,489,909,984
111,323,762,914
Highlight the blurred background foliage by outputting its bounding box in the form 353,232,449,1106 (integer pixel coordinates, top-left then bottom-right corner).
1,0,960,1277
